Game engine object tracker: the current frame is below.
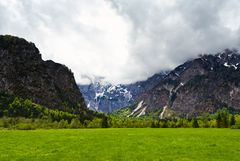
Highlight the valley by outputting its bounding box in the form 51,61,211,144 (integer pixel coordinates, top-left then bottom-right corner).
1,0,240,160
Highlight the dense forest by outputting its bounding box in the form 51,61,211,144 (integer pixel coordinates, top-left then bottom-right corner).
0,92,239,130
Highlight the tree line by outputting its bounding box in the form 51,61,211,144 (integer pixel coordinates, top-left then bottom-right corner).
1,109,239,130
0,92,240,130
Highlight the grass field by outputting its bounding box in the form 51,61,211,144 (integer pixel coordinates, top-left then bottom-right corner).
0,128,239,161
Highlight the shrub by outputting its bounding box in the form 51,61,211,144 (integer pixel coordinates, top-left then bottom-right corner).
58,120,69,129
192,118,199,128
231,125,240,129
101,116,109,128
230,115,236,126
1,117,10,128
86,118,101,128
70,118,82,128
16,123,36,130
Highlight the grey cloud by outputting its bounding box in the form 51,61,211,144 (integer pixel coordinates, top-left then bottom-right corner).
0,0,240,84
108,0,240,82
0,0,132,84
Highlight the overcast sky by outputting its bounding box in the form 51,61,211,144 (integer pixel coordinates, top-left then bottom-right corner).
0,0,240,84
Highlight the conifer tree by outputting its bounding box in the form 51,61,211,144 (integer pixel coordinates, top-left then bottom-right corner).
216,113,221,128
101,116,109,128
192,118,199,128
230,115,236,126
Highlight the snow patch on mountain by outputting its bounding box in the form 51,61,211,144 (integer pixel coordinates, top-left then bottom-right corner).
137,106,147,117
79,72,167,113
130,101,144,115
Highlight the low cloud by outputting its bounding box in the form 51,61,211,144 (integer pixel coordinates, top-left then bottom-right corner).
108,0,240,83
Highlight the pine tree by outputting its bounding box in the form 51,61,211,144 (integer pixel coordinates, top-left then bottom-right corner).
192,118,199,128
101,116,109,128
230,115,236,126
222,112,229,128
216,113,221,128
151,121,156,128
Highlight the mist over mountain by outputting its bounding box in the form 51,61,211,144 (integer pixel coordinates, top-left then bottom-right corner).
80,49,240,119
79,72,167,113
126,49,240,118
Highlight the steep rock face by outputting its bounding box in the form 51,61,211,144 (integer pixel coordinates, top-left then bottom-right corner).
133,49,240,117
0,35,86,112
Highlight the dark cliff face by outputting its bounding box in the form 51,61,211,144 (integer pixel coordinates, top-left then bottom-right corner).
133,49,240,117
0,35,86,112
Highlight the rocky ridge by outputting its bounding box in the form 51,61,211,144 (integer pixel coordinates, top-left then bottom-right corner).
0,35,86,113
130,49,240,118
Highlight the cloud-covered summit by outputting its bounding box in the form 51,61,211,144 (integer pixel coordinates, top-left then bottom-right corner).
0,0,240,84
108,0,240,80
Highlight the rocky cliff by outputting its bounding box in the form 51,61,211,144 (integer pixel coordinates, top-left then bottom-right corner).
0,35,86,113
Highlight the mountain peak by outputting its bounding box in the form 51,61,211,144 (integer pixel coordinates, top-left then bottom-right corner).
79,72,167,113
136,49,240,118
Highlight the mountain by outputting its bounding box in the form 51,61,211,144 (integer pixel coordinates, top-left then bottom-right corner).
0,35,86,113
80,79,132,113
129,49,240,118
79,72,167,113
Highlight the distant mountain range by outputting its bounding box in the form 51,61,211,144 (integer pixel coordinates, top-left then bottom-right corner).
79,72,167,113
81,49,240,118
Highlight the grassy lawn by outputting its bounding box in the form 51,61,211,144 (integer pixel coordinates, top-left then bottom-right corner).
0,128,239,161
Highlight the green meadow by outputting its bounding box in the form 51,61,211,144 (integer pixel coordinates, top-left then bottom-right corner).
0,128,239,161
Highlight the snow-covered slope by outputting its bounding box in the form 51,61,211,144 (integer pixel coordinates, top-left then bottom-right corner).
79,72,167,113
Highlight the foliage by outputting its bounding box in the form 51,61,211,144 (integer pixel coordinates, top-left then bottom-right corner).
16,123,36,130
214,108,230,128
0,92,76,122
192,118,199,128
230,114,236,126
112,105,135,117
101,115,109,128
1,92,240,130
70,118,82,128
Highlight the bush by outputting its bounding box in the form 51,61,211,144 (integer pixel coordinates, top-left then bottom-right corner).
16,123,36,130
231,125,240,129
70,118,82,128
230,115,236,126
58,120,69,128
86,118,101,128
101,116,109,128
1,117,10,128
192,118,199,128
